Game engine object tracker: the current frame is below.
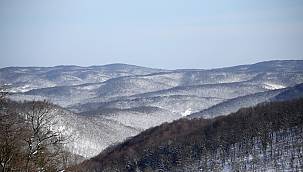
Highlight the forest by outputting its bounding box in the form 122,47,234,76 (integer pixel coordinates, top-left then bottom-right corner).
70,98,303,171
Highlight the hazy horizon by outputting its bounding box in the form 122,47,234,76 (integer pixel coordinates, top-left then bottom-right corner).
1,0,303,69
1,59,302,70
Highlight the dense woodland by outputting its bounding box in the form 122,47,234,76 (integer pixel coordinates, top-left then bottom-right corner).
71,98,303,171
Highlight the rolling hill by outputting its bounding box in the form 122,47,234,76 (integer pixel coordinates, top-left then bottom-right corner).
2,60,303,159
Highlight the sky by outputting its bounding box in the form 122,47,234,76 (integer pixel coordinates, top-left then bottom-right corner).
0,0,303,69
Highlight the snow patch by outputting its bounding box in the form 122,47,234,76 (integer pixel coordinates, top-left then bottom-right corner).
81,84,100,90
181,108,192,117
263,83,285,90
9,85,33,93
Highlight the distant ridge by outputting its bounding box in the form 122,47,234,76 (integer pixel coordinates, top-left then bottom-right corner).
1,59,302,70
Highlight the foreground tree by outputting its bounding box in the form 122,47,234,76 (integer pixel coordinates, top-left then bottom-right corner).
23,100,66,172
0,85,68,172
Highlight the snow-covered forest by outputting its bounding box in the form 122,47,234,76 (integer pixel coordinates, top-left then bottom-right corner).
1,61,303,172
71,98,303,172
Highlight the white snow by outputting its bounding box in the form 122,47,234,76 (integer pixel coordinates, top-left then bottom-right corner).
263,83,285,90
80,84,102,90
181,108,192,117
222,164,232,172
9,85,32,93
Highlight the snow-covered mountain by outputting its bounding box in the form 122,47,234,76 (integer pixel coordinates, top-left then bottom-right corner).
188,83,303,119
9,60,303,111
0,63,165,93
2,60,303,158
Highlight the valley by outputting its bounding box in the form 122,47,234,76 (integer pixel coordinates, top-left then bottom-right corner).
1,60,303,159
1,60,303,171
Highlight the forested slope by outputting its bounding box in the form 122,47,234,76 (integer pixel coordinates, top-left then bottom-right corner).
71,98,303,172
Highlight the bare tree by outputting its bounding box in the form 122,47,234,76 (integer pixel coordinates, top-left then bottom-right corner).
23,100,66,172
1,85,70,171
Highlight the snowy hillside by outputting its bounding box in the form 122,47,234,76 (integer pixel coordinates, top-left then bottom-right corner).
2,60,303,159
70,98,303,172
189,83,303,119
0,64,165,93
54,106,181,158
9,60,303,114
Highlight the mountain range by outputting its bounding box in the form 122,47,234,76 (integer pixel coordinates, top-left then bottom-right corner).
1,60,303,158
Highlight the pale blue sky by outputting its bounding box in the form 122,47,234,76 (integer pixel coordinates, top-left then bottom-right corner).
0,0,302,69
